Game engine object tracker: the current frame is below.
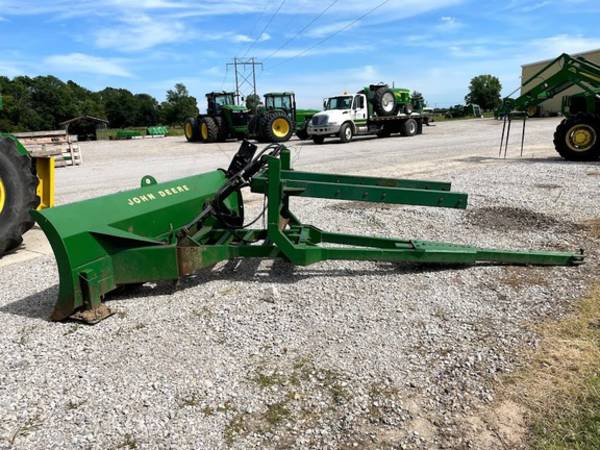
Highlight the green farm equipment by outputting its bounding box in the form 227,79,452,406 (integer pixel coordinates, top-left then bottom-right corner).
184,92,249,143
0,95,54,256
498,53,600,160
34,141,583,323
260,92,319,141
184,91,296,144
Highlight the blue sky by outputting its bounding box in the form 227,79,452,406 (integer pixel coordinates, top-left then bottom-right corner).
0,0,599,109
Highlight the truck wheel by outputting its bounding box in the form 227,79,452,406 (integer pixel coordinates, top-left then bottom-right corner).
296,126,309,140
0,138,39,255
339,123,354,143
375,87,397,116
213,116,228,142
312,136,325,145
184,117,200,142
198,117,219,143
554,113,600,161
261,112,294,142
401,119,418,137
377,126,391,138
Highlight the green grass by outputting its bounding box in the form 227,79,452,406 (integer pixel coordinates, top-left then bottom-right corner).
529,377,600,450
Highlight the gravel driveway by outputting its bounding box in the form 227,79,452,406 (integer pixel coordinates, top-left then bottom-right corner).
0,118,598,449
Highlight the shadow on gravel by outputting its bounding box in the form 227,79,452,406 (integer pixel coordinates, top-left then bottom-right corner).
0,259,472,321
0,285,57,321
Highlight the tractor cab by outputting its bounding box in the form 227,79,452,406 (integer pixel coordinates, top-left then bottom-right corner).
264,92,297,118
206,92,236,115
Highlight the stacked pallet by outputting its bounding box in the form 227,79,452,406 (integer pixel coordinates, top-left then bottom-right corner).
12,130,82,168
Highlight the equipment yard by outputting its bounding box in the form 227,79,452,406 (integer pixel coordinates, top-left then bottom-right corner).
1,118,599,449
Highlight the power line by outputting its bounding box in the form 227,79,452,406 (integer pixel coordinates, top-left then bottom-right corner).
269,0,391,70
241,0,272,57
262,0,339,64
243,0,287,58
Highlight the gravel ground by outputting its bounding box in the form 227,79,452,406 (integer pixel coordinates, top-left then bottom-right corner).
0,119,599,449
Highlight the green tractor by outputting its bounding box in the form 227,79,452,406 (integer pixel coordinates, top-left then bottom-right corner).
259,92,319,141
184,91,297,144
0,95,54,256
184,92,250,143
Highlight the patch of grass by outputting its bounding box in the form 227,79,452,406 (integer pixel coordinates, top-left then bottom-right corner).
500,284,600,449
110,434,138,450
530,377,600,450
264,402,291,426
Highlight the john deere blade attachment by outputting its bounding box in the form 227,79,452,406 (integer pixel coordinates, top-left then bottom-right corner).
34,141,584,323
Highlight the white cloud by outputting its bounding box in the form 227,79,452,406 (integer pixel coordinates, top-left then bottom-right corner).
436,16,462,31
95,16,187,52
232,32,271,43
306,21,359,38
43,53,133,77
532,34,600,58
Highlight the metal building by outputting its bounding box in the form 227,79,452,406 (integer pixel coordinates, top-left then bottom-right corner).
521,48,600,116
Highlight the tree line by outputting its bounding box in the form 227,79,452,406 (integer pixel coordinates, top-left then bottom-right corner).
0,76,199,132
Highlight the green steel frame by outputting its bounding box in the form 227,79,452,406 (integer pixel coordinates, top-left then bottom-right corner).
33,146,584,324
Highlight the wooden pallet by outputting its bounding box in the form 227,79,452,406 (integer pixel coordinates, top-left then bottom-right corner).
13,130,82,167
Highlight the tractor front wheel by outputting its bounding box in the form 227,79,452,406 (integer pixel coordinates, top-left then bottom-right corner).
554,113,600,161
184,117,200,142
198,117,219,143
261,112,294,143
374,87,397,116
0,138,39,255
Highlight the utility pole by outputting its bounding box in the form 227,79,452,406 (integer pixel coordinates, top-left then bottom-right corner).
226,57,263,105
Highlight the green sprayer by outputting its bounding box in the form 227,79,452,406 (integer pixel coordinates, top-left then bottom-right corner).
33,141,584,323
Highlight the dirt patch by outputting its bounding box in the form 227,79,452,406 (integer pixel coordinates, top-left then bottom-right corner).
583,219,600,239
459,283,600,450
500,267,550,289
465,206,579,232
586,171,600,177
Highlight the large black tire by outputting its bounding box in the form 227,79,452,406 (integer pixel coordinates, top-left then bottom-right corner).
339,122,354,143
312,136,325,145
184,117,200,142
374,87,397,116
377,125,391,138
260,111,294,143
400,119,418,137
553,113,600,161
0,138,39,256
198,116,219,143
213,116,228,142
296,125,309,141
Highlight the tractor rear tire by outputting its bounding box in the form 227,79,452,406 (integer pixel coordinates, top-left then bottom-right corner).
374,87,397,116
400,119,418,137
184,117,200,142
553,113,600,161
0,138,39,256
199,117,219,143
213,116,228,142
261,111,294,143
312,136,325,145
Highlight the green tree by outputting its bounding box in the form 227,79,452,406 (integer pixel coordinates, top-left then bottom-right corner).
245,93,261,111
99,88,139,128
160,83,198,126
465,75,502,111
